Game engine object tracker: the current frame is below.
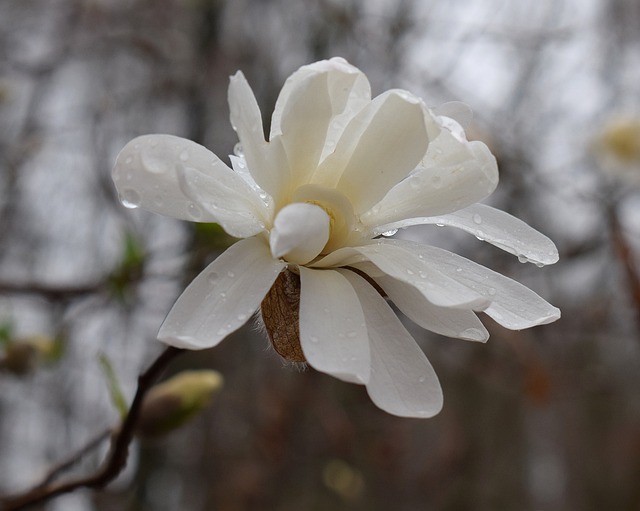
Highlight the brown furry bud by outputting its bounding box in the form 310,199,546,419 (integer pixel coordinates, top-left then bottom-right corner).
260,269,306,363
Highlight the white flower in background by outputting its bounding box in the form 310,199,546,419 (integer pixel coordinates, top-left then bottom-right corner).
112,57,560,418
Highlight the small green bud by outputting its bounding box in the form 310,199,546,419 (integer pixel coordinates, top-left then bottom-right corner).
1,335,59,375
136,370,223,438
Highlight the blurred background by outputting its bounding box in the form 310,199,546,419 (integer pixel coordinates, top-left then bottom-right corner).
1,0,639,510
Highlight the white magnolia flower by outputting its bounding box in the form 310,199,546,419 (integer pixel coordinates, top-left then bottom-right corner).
112,57,560,418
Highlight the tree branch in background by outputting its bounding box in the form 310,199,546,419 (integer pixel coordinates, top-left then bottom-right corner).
0,346,184,511
608,204,640,337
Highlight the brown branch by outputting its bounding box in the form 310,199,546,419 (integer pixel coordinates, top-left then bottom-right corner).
0,346,184,511
608,204,640,336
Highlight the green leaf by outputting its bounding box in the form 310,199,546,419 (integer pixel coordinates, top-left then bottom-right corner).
99,353,129,418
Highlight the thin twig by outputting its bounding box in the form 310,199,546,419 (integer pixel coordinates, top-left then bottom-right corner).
608,204,640,336
0,346,184,511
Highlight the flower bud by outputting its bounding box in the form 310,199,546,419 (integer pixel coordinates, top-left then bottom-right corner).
136,370,223,438
1,335,59,375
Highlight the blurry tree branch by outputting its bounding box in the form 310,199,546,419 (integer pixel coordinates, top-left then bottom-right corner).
0,346,184,511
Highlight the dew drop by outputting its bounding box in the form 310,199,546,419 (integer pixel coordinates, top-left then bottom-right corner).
233,142,244,157
237,313,248,321
187,203,202,220
381,228,398,237
216,327,228,336
141,152,170,174
455,267,462,272
473,213,482,224
488,287,497,296
435,223,445,227
219,291,227,298
125,156,133,165
517,254,528,263
406,269,415,275
120,189,141,209
310,336,319,343
227,271,235,278
535,262,545,268
207,272,218,284
418,376,426,383
179,149,190,162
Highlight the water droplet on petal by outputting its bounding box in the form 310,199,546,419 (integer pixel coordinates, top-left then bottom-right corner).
125,156,133,165
187,203,202,220
310,336,319,343
216,327,228,336
517,254,528,263
381,229,398,237
120,189,141,209
233,142,244,157
227,271,235,278
237,313,248,321
179,149,189,162
418,376,426,383
488,287,497,296
207,272,218,284
473,213,482,224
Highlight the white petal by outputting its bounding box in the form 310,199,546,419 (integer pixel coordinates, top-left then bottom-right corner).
434,103,473,129
298,267,370,384
341,270,443,418
275,61,368,189
270,57,370,141
385,239,561,329
179,165,270,239
376,275,489,342
381,204,559,266
269,203,330,264
228,72,290,205
113,134,228,222
362,133,498,229
158,237,285,349
313,242,490,310
315,90,429,214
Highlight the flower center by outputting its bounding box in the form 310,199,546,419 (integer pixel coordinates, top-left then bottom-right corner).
291,184,358,252
269,202,331,264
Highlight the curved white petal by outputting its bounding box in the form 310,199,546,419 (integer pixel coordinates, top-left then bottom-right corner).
270,57,370,141
313,242,490,310
385,239,561,329
362,131,498,229
341,270,443,418
269,203,330,264
228,72,290,205
375,275,489,342
113,134,230,223
434,103,473,129
377,204,559,266
273,60,369,189
158,237,285,349
298,267,370,384
314,90,428,214
179,165,270,239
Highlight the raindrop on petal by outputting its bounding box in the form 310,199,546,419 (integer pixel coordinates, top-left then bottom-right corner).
473,213,482,224
381,229,398,237
187,203,202,220
120,189,141,209
233,142,244,157
179,149,190,162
